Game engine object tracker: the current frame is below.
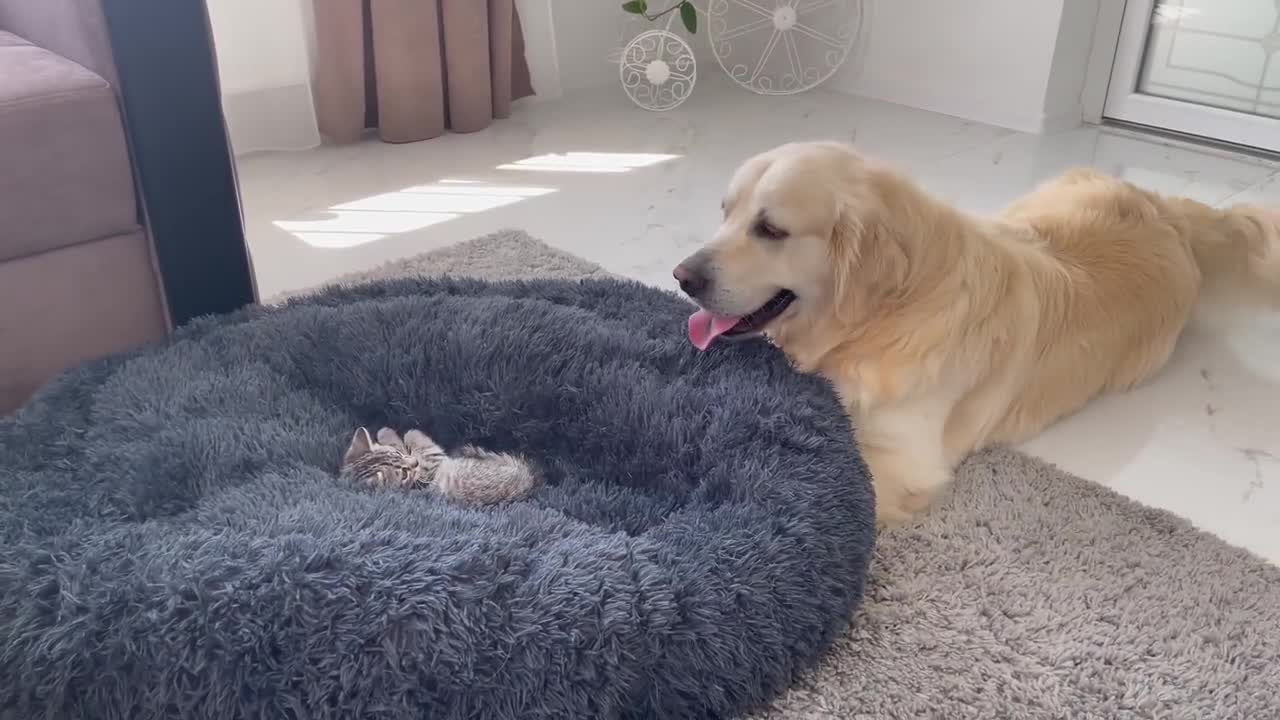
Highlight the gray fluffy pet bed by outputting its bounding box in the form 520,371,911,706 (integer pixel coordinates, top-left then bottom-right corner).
0,277,875,719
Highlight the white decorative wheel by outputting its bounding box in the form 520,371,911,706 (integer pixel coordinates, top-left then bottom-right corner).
620,29,697,111
708,0,861,95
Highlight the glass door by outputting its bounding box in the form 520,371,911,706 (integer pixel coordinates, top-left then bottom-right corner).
1105,0,1280,153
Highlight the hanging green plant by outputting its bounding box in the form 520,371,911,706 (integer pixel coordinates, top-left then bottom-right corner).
621,0,698,34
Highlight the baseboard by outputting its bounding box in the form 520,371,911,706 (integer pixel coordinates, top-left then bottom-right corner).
1037,105,1085,134
220,83,321,156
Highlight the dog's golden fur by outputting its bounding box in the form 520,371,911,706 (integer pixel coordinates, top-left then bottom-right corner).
684,142,1280,524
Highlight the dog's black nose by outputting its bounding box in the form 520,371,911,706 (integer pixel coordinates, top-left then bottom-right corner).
673,264,708,298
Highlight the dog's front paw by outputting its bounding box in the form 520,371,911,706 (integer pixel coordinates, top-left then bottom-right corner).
403,429,432,450
873,485,937,528
864,446,951,527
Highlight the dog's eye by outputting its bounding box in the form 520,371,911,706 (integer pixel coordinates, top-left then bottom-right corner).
753,218,788,241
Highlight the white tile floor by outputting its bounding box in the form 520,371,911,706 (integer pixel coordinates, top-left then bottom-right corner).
237,79,1280,564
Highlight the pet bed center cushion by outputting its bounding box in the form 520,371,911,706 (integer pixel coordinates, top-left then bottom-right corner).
0,276,875,719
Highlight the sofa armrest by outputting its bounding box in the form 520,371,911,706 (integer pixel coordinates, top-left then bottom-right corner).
0,0,118,86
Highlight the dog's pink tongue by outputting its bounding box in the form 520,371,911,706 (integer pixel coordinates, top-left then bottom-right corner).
687,310,742,351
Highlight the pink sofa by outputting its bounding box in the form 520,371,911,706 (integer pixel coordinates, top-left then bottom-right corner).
0,0,171,413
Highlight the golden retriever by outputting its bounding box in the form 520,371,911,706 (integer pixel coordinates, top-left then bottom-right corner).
674,141,1280,525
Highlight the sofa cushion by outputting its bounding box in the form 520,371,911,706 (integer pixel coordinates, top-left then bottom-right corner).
0,30,137,263
0,228,167,414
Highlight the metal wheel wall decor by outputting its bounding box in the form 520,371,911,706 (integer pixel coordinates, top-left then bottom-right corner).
620,29,698,111
708,0,860,95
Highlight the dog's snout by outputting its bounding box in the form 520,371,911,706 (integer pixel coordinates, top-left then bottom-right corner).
673,263,709,298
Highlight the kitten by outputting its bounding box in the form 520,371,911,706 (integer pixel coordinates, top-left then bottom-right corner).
339,426,539,505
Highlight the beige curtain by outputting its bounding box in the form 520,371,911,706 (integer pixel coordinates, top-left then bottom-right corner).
311,0,534,145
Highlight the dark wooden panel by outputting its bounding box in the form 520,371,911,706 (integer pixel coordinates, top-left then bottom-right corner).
102,0,257,325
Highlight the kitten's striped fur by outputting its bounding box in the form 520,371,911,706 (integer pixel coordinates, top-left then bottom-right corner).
340,427,539,505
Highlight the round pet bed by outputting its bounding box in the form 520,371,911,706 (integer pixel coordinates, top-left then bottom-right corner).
0,276,875,719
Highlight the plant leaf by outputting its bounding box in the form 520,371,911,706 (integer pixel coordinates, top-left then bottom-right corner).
622,0,647,14
680,1,698,33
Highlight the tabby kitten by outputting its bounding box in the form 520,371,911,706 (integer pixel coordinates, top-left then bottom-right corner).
340,426,539,505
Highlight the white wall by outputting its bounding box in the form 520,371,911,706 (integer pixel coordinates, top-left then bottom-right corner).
207,0,1105,150
542,0,1103,133
1043,0,1107,131
832,0,1097,133
206,0,320,154
514,0,563,99
207,0,311,95
538,0,714,96
543,0,621,94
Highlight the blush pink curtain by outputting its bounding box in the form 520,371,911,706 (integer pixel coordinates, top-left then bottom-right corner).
311,0,533,145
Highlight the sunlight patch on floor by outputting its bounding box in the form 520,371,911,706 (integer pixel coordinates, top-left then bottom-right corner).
274,180,556,248
274,152,681,248
496,152,680,173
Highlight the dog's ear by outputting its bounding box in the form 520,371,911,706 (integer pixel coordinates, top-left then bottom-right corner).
829,202,910,325
829,207,864,325
863,216,909,296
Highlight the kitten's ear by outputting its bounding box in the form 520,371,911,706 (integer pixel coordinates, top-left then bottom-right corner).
344,427,374,464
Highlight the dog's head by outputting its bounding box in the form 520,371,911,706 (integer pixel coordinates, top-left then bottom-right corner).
675,142,907,352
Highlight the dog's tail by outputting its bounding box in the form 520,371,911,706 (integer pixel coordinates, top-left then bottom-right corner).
1171,197,1280,307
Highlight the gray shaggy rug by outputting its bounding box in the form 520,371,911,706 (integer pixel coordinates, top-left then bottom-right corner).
0,250,876,719
330,231,1280,719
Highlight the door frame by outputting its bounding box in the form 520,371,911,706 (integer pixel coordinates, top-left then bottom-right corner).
1102,0,1280,153
1081,0,1128,125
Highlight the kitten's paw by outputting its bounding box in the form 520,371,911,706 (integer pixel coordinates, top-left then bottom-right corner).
404,429,437,451
375,427,402,447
